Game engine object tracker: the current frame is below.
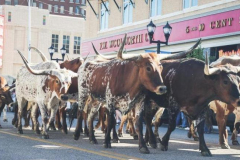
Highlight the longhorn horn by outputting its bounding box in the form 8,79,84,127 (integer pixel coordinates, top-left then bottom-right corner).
117,34,127,60
17,50,51,76
158,38,201,60
30,47,48,62
204,51,221,75
83,52,90,61
92,43,115,60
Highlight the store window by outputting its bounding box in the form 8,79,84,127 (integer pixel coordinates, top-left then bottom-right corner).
74,36,81,54
60,6,64,14
123,0,133,24
183,0,198,9
5,0,11,5
39,3,43,9
151,0,162,17
52,34,59,52
69,7,73,14
63,35,70,53
14,0,18,5
54,5,58,13
48,4,52,12
100,1,109,30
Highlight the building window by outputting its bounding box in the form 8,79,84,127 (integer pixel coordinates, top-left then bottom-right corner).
52,34,59,52
5,0,11,5
74,36,81,54
75,6,80,15
81,0,85,4
183,0,198,9
76,0,80,3
63,35,70,53
81,8,85,16
32,0,37,7
100,1,109,30
54,5,58,13
69,7,73,14
60,0,65,2
43,15,46,25
14,0,18,5
8,12,11,22
151,0,162,17
60,6,64,14
39,3,43,9
123,0,133,24
70,0,73,3
48,4,52,12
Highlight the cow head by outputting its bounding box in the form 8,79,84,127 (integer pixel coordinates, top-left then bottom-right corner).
60,57,84,73
0,84,14,106
17,50,78,101
204,53,240,107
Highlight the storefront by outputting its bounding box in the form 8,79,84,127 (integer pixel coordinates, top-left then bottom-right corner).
81,7,240,61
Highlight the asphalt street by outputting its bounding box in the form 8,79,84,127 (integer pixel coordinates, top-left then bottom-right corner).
0,112,240,160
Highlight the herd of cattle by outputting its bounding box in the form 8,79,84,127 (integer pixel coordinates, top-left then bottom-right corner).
0,34,240,157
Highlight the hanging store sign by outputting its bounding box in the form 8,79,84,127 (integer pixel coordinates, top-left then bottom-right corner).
81,9,240,56
0,16,4,68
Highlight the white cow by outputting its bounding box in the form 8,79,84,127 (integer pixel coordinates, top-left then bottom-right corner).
16,50,78,139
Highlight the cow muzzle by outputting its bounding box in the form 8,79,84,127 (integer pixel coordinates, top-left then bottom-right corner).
61,95,69,101
155,86,167,95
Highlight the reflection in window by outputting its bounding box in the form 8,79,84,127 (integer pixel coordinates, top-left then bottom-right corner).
183,0,198,9
52,34,59,52
123,0,133,24
63,35,70,53
100,2,109,30
151,0,162,17
74,36,81,54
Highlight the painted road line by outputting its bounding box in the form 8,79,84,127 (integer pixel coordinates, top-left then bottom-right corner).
0,130,141,160
100,151,144,160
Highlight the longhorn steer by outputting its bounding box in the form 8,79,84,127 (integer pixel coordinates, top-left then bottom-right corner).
144,54,240,156
16,51,78,139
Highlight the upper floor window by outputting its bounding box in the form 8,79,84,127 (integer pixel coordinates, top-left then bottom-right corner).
32,0,37,7
63,35,70,53
60,0,65,2
54,5,58,13
76,0,80,3
60,6,64,14
14,0,18,5
69,7,73,14
100,1,109,30
39,3,43,9
70,0,73,3
81,0,85,4
74,36,81,54
183,0,198,9
151,0,162,17
75,6,80,15
123,0,133,24
48,4,52,12
52,34,59,52
5,0,11,5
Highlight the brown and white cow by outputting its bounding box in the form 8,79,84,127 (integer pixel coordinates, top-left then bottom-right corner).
74,34,201,154
144,53,240,156
16,50,78,139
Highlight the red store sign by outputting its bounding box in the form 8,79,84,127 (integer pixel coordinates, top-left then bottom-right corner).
81,9,240,56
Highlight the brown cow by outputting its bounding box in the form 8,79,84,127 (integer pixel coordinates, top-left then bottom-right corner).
144,53,240,156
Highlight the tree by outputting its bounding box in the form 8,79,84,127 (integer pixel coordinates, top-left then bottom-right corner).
186,45,205,61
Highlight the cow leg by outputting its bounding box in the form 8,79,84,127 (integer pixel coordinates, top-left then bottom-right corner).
197,119,212,156
128,115,138,140
118,114,128,137
73,109,83,140
12,102,18,127
104,108,114,148
55,109,62,130
3,105,7,122
38,103,49,139
31,103,40,134
112,118,120,143
88,106,98,144
61,107,68,134
144,108,156,149
187,119,199,141
232,122,240,145
83,111,89,136
17,99,27,134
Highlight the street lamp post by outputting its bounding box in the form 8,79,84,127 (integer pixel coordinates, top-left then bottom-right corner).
48,45,66,63
147,20,172,54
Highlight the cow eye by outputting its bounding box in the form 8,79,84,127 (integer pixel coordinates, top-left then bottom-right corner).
56,80,59,84
146,66,151,72
223,80,228,85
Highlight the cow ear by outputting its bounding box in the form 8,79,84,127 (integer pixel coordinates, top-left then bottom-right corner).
204,74,218,81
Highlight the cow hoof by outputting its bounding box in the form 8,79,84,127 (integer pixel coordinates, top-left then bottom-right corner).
126,129,130,134
232,140,239,145
103,143,111,148
201,150,212,157
90,139,98,144
112,139,120,143
42,135,49,139
133,135,138,140
139,147,150,154
62,129,68,134
221,144,231,149
160,144,168,151
3,119,8,122
0,125,2,129
187,132,192,138
12,119,16,125
193,137,199,141
118,133,123,137
149,143,157,149
35,130,40,134
17,130,23,134
73,134,80,140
